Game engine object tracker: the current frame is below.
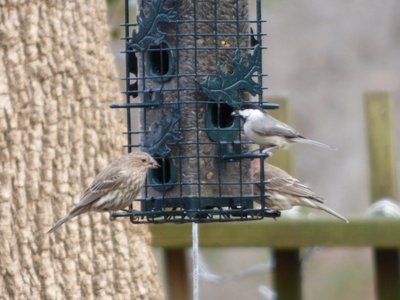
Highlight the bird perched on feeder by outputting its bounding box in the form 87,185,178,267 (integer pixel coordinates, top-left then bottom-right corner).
231,104,335,152
48,150,159,233
252,159,348,222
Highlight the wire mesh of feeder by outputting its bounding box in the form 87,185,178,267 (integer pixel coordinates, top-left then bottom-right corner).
110,0,280,223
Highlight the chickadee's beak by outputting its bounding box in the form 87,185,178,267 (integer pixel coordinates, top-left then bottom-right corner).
231,110,240,117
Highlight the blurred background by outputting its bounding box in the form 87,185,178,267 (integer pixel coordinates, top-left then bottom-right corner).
107,0,400,299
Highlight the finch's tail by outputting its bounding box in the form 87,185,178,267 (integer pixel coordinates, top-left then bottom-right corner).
292,137,337,150
47,214,74,234
301,198,348,223
316,203,349,223
47,206,87,233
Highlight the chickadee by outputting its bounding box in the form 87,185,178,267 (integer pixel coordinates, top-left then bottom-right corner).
48,150,159,233
252,160,348,222
231,104,335,152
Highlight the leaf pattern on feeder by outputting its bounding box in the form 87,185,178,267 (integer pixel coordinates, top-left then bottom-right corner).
199,45,262,109
143,105,182,158
129,0,178,51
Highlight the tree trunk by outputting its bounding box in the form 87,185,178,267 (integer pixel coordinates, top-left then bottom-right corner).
0,1,164,299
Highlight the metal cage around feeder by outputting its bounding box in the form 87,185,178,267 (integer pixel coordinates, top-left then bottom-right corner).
111,0,281,223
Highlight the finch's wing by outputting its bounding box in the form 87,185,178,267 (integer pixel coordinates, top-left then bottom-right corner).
77,169,126,207
252,117,300,138
267,177,324,203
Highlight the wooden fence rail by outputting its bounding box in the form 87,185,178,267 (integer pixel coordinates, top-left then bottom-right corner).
365,92,399,300
151,93,400,300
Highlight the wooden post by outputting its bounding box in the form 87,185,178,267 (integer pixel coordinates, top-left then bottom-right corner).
164,249,191,300
365,92,400,300
274,249,302,300
269,97,302,300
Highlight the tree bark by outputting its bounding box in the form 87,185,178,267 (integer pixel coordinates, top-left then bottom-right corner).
0,1,164,299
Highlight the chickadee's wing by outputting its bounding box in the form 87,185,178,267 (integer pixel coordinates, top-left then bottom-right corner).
252,118,300,138
266,177,324,203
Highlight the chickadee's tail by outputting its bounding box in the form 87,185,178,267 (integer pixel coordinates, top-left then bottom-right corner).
301,198,348,223
47,206,86,233
292,137,337,150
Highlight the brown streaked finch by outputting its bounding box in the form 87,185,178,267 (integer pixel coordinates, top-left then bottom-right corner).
48,150,159,233
252,159,348,222
231,104,336,152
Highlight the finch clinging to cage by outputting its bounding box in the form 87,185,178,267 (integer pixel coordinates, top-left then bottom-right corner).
48,151,159,233
232,104,335,152
252,159,348,222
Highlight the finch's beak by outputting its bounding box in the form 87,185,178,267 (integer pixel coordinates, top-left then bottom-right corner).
152,161,160,169
231,110,240,117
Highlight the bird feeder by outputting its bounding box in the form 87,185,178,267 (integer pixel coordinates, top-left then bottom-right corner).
111,0,280,223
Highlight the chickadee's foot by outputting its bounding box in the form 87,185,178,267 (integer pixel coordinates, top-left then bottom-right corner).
261,149,273,157
247,148,268,159
248,148,262,154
